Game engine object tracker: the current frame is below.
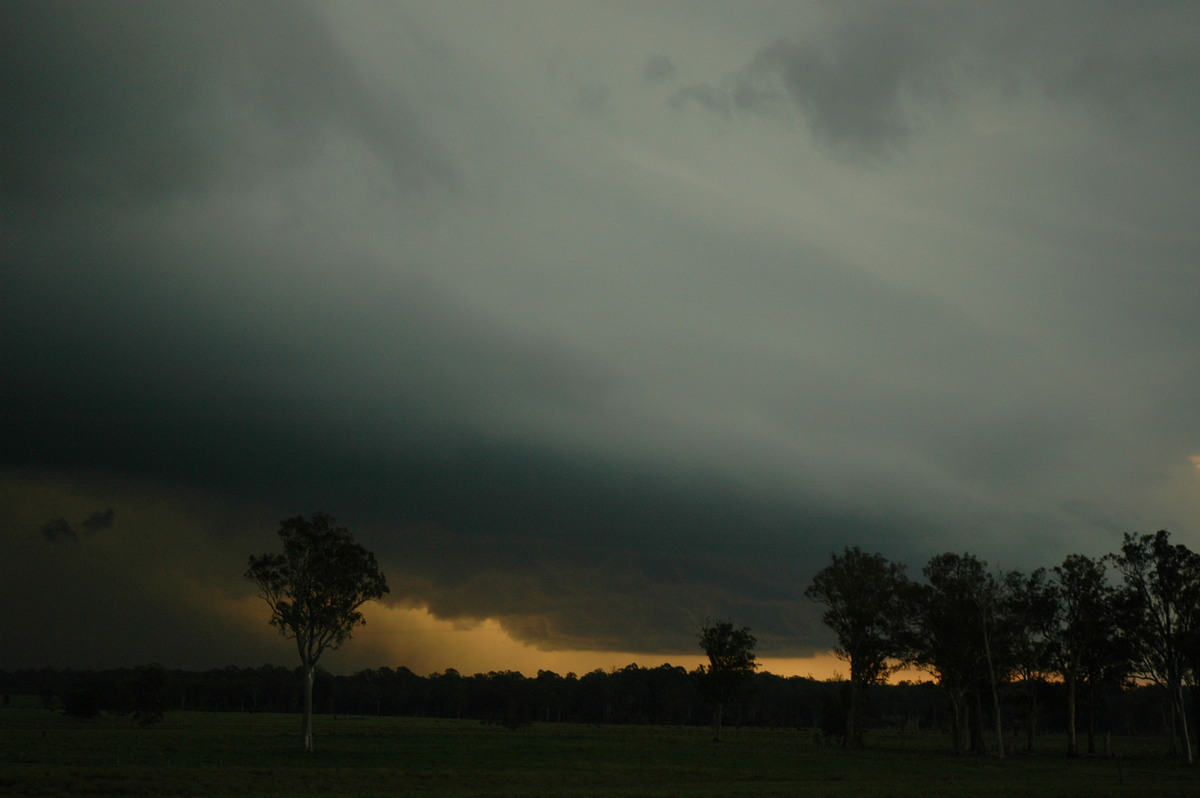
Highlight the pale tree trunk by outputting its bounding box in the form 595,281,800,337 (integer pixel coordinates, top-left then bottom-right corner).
1166,701,1178,755
990,682,1004,759
976,590,1002,758
969,690,987,754
1066,675,1078,758
1177,682,1193,765
1086,682,1097,756
303,661,315,753
948,690,966,755
981,628,1003,759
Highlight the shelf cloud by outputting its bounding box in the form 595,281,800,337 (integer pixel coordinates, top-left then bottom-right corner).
2,0,1198,672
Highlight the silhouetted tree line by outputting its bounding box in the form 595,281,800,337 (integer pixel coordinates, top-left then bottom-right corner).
4,526,1195,758
806,530,1200,760
0,660,1176,738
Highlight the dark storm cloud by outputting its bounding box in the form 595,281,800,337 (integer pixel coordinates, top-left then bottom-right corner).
2,0,1198,670
1,0,454,206
2,472,289,669
1,248,619,506
1,0,469,495
672,0,1200,155
643,54,676,82
81,508,116,535
39,517,76,544
38,509,113,543
354,443,886,654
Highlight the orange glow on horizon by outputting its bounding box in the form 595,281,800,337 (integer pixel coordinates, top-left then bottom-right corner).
324,603,859,681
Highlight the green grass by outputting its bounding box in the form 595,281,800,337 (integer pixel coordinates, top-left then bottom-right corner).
1,706,1196,797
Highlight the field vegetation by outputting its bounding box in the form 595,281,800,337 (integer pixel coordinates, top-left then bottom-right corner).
2,701,1196,797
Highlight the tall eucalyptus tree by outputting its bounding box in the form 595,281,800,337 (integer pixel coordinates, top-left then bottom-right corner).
246,512,389,752
1113,530,1200,764
910,553,1007,755
806,547,913,747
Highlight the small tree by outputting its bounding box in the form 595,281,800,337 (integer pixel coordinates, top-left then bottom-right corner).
697,620,758,741
805,546,913,747
246,512,389,752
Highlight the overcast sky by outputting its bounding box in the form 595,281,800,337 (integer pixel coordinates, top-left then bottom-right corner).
3,0,1199,676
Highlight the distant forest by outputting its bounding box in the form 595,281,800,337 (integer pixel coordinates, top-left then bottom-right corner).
1,662,1176,746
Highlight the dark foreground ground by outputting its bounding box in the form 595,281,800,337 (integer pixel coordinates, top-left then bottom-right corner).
1,703,1196,797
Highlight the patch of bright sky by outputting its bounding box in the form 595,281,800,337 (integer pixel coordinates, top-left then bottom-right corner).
335,603,845,680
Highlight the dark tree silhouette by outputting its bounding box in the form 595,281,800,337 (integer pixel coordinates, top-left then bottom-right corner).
910,553,1002,755
132,662,166,726
1049,554,1121,757
61,686,100,719
1003,568,1058,752
246,512,388,752
697,620,758,741
1113,530,1200,763
805,546,913,747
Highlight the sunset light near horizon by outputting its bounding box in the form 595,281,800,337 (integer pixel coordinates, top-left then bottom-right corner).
337,604,849,682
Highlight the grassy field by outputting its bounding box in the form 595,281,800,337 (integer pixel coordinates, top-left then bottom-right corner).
1,703,1197,797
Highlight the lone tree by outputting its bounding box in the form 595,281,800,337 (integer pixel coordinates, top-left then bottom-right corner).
697,620,758,741
805,546,913,748
246,512,389,752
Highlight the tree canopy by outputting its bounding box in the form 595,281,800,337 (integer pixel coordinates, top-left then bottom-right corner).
805,546,912,747
1113,530,1200,763
697,620,758,741
246,511,388,752
804,531,1199,762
